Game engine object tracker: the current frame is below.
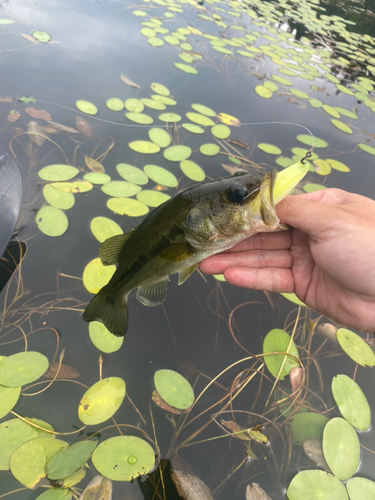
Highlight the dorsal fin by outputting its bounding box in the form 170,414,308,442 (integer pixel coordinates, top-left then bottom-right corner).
99,233,132,266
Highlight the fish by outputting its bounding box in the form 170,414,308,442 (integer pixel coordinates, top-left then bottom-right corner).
83,162,308,336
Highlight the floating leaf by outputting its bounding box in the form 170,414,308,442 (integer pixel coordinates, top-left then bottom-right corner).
0,385,21,419
323,104,340,118
38,165,79,181
124,99,144,116
0,418,38,470
17,96,36,103
346,477,375,500
129,141,160,154
309,98,323,108
79,377,126,425
83,258,116,294
358,143,375,155
106,98,124,111
186,112,215,126
326,159,350,172
58,467,85,489
336,328,375,366
164,145,191,161
151,82,170,96
158,112,182,122
0,352,48,387
290,412,329,446
303,183,327,192
126,112,153,124
32,30,51,42
331,119,353,134
0,19,15,24
264,81,278,93
291,148,318,160
43,185,75,210
297,134,328,148
313,159,331,176
36,206,68,237
101,181,141,198
154,369,194,410
92,436,155,481
33,488,71,500
107,197,149,217
50,180,93,193
216,113,241,126
323,417,360,480
263,329,299,380
333,107,358,119
10,439,46,488
25,107,52,121
271,75,293,86
199,143,220,156
255,85,272,98
174,63,198,74
144,165,178,187
137,190,170,207
280,292,307,306
290,89,309,99
151,95,176,105
141,98,165,110
180,160,205,181
83,173,111,185
148,127,171,147
76,100,98,115
276,157,294,168
287,470,348,500
211,124,231,139
191,104,216,117
47,440,98,480
89,322,124,353
257,143,282,155
117,164,148,185
181,123,204,134
90,217,122,243
148,36,164,47
331,375,370,431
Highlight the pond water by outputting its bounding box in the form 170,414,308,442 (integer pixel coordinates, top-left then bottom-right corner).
0,0,375,499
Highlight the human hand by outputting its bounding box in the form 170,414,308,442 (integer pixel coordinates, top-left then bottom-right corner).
200,189,375,332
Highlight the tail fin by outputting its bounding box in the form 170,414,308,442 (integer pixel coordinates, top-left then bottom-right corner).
83,291,128,337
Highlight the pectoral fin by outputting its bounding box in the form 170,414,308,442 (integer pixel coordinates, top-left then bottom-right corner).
158,242,196,262
136,278,169,307
261,168,279,228
99,233,132,265
178,263,199,285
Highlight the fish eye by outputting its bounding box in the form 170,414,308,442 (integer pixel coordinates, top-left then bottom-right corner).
227,184,249,203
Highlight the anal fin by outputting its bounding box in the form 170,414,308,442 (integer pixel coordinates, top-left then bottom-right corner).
178,263,198,285
99,233,132,266
136,279,169,307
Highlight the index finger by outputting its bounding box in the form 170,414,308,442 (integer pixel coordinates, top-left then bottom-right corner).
223,229,292,253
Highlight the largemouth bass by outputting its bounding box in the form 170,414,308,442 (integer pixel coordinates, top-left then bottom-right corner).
84,162,308,336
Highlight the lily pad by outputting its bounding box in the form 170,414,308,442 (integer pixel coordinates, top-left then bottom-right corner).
255,85,272,98
191,104,216,117
92,436,155,481
82,258,116,294
331,119,353,134
136,190,171,207
336,328,375,366
181,123,205,134
33,488,72,500
211,124,231,139
38,165,79,182
10,439,47,488
43,185,75,210
271,75,293,86
323,417,360,480
358,143,375,155
101,181,141,198
290,89,309,99
326,159,350,172
50,180,93,193
148,37,164,47
78,377,126,425
124,98,144,113
154,369,194,409
76,100,98,115
333,107,358,119
0,352,48,387
200,143,220,156
47,440,98,480
0,418,38,470
32,30,51,42
180,160,205,181
276,157,294,168
106,98,124,111
263,328,300,380
0,385,21,419
90,217,123,243
174,63,198,74
290,412,329,446
331,375,370,431
264,81,278,92
141,98,166,110
144,165,178,187
164,145,192,161
309,98,323,108
126,112,153,125
107,198,149,217
129,141,160,154
117,164,149,185
89,321,124,353
83,173,111,185
158,113,182,122
151,82,170,96
280,292,306,306
313,159,331,176
151,95,176,105
257,143,282,155
346,477,375,500
287,470,348,500
297,134,328,148
148,127,171,148
186,112,215,126
303,183,327,192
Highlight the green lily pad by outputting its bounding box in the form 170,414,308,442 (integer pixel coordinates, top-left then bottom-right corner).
154,369,194,409
78,377,126,425
276,157,294,168
323,104,340,118
32,437,69,462
263,328,300,380
43,185,75,210
0,19,15,24
333,107,358,119
144,165,178,187
336,328,375,366
0,384,21,419
336,84,354,95
264,81,278,92
358,143,375,155
124,98,144,113
151,95,176,105
101,181,141,198
10,439,47,488
151,82,170,96
257,143,282,155
38,165,79,182
331,119,353,134
255,85,272,98
297,134,328,148
90,217,122,243
140,98,166,110
0,351,48,388
0,418,39,470
346,477,375,500
309,98,324,108
211,124,231,139
290,412,329,446
291,148,318,160
287,470,348,500
331,375,370,431
107,198,149,217
126,112,153,125
158,113,182,122
290,89,309,99
136,190,171,207
199,143,220,156
129,141,160,154
83,173,111,185
326,159,350,172
180,42,193,51
179,52,194,63
280,292,307,306
140,27,156,37
92,436,155,481
106,98,124,111
271,75,293,86
89,321,124,353
117,164,149,185
180,160,205,181
191,104,216,116
47,440,98,480
313,159,331,176
303,183,327,192
148,37,164,47
32,30,51,42
323,417,360,480
148,127,171,148
174,63,198,74
82,258,116,294
34,488,72,500
181,123,205,134
50,180,93,193
76,100,98,115
186,112,215,126
164,145,192,161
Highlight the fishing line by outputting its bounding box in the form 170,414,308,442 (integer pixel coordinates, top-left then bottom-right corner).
12,96,315,151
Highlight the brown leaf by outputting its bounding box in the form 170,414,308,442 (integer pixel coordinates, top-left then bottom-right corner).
44,361,80,379
85,155,105,173
120,73,140,89
171,469,214,500
246,483,272,500
76,116,93,137
27,121,47,146
21,33,39,44
78,475,112,500
227,138,249,149
0,96,13,103
303,438,329,470
25,107,52,121
7,110,21,123
47,121,79,134
152,390,190,415
221,164,247,175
